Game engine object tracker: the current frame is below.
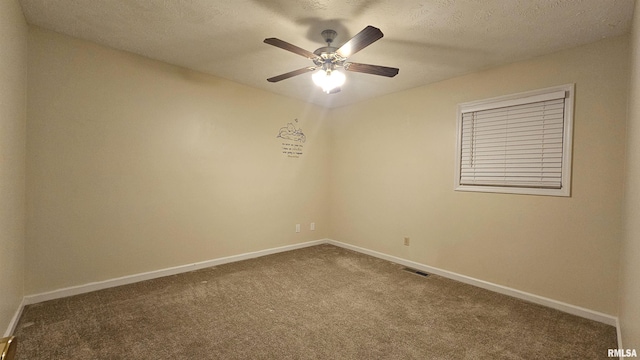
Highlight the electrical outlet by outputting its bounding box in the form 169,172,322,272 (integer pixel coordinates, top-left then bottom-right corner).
404,237,410,246
310,222,315,231
295,224,301,233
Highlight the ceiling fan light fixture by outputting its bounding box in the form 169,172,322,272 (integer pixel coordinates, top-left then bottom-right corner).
312,69,345,93
264,26,398,93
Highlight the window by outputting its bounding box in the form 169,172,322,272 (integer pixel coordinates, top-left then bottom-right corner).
454,84,574,196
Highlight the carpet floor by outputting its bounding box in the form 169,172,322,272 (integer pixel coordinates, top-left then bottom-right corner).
14,244,616,359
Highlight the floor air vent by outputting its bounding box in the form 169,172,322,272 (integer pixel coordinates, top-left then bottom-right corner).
402,267,430,277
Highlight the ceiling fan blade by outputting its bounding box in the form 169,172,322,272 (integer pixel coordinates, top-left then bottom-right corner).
328,87,341,94
267,67,316,83
336,25,384,58
344,62,399,77
264,38,319,60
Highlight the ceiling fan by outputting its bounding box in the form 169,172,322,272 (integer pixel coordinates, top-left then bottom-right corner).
264,25,399,94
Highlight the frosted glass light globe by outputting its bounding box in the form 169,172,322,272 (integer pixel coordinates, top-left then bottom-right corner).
312,70,345,93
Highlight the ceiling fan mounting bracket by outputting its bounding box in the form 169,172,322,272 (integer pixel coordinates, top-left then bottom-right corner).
321,29,337,45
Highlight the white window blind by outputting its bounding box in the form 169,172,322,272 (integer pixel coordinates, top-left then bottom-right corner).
456,85,573,195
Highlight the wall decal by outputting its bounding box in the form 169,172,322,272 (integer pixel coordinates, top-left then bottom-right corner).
277,119,306,143
278,119,305,158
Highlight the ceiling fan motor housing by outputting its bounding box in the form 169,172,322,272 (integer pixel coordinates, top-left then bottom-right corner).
314,30,345,70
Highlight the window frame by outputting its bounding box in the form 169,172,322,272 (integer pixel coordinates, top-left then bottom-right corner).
454,84,575,197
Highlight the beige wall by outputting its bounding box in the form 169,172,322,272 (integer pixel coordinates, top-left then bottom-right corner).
620,1,640,349
0,0,27,335
26,28,330,294
329,35,629,315
20,11,635,332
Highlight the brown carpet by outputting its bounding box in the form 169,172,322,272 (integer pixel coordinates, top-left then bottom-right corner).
14,244,616,359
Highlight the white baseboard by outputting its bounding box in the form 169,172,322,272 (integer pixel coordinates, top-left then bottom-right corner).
617,317,623,350
327,239,619,327
23,239,326,305
19,238,618,331
3,297,25,337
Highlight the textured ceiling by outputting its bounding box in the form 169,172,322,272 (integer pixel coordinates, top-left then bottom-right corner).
18,0,636,108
